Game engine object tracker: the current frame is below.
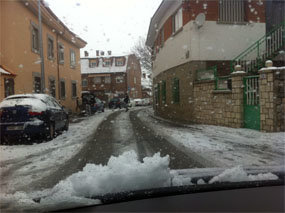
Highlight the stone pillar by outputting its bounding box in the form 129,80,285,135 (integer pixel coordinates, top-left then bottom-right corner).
259,61,276,132
230,66,246,128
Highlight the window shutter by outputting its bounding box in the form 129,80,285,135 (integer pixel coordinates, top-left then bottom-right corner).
162,80,166,103
172,78,180,103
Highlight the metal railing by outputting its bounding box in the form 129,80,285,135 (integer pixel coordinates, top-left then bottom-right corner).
230,21,285,73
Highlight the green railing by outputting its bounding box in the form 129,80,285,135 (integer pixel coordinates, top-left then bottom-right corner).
196,66,217,81
230,21,285,73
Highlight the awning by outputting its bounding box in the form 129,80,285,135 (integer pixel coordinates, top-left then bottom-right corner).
0,65,16,76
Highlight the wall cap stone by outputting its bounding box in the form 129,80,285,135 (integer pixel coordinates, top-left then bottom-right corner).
259,66,285,73
231,71,246,76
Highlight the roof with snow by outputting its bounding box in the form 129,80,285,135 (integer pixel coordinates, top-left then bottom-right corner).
80,56,129,74
0,65,16,76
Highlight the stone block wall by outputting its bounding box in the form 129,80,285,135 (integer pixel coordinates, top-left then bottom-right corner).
192,72,245,128
259,67,285,132
153,60,284,132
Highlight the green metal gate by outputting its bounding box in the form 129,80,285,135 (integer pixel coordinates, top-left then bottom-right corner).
243,76,260,130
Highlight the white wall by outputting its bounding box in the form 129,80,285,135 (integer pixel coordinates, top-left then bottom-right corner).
152,21,266,77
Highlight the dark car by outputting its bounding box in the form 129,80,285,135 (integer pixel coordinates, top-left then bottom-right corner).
0,94,69,144
108,97,121,109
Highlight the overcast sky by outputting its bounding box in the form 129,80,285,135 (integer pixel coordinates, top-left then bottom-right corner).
46,0,162,57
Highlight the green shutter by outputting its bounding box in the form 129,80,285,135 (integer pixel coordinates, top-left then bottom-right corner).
162,80,166,103
172,78,180,103
157,83,160,104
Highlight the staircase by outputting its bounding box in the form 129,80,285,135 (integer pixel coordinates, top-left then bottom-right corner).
230,21,285,73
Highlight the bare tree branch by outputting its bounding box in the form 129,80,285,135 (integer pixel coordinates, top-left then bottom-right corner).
131,37,152,73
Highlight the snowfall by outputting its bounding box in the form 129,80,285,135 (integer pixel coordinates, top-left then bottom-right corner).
0,108,284,211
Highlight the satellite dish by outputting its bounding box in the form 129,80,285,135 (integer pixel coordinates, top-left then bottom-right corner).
195,13,205,28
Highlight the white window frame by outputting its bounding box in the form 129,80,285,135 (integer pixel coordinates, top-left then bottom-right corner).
94,77,101,84
172,7,183,34
105,76,111,84
116,76,124,84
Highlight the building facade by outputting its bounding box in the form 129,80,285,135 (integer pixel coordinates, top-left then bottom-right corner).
146,0,284,132
0,0,87,112
80,53,142,101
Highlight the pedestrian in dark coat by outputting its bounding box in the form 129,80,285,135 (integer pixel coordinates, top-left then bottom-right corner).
124,94,130,112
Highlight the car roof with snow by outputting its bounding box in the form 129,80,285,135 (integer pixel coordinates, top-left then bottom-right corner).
4,93,50,101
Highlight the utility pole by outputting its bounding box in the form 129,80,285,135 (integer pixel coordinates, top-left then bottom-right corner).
38,0,45,93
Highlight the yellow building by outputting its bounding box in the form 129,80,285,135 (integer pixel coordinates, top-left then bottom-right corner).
0,0,87,112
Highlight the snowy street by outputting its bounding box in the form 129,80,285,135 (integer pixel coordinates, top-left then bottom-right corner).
0,107,284,210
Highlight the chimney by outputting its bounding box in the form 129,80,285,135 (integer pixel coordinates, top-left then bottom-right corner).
84,51,89,57
100,51,105,56
107,50,112,56
96,50,99,57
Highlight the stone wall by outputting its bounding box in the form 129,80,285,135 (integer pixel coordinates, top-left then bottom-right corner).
153,60,284,132
192,72,245,128
259,66,285,132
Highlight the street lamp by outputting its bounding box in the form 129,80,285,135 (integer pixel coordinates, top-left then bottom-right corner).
38,0,45,93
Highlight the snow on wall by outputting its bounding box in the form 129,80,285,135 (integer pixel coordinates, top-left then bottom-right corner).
80,56,129,74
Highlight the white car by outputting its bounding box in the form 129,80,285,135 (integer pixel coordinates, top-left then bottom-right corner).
134,99,143,106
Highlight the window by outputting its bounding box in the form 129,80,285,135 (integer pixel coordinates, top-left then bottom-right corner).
49,78,56,98
47,36,54,59
34,76,41,93
116,76,124,83
105,76,111,84
71,82,77,98
60,79,66,99
31,24,39,53
94,77,101,84
58,43,64,64
4,78,14,98
162,80,166,103
219,0,245,23
104,60,111,66
172,7,183,34
160,28,164,47
70,49,76,67
116,60,124,66
89,61,97,68
82,78,88,87
172,78,180,103
134,77,136,84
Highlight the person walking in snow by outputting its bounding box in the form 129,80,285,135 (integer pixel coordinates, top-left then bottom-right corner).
124,93,130,112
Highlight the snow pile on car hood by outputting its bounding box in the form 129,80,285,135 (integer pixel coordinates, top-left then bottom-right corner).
0,152,280,212
209,165,279,184
66,151,171,197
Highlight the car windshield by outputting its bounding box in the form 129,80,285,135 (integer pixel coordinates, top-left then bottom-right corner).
0,0,284,212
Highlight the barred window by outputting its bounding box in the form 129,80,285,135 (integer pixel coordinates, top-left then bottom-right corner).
219,0,245,23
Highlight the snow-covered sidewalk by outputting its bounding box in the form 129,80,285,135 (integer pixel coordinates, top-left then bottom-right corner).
138,108,285,168
0,111,113,194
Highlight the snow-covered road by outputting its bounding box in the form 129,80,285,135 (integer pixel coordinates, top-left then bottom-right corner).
0,111,113,194
139,108,285,168
0,107,284,211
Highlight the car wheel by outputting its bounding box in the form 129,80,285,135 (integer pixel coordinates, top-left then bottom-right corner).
46,123,55,140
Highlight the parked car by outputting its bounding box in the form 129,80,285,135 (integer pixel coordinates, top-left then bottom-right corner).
0,94,69,144
109,97,121,109
134,98,143,106
93,98,105,112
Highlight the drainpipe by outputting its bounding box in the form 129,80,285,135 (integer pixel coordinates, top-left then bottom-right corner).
38,0,45,93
